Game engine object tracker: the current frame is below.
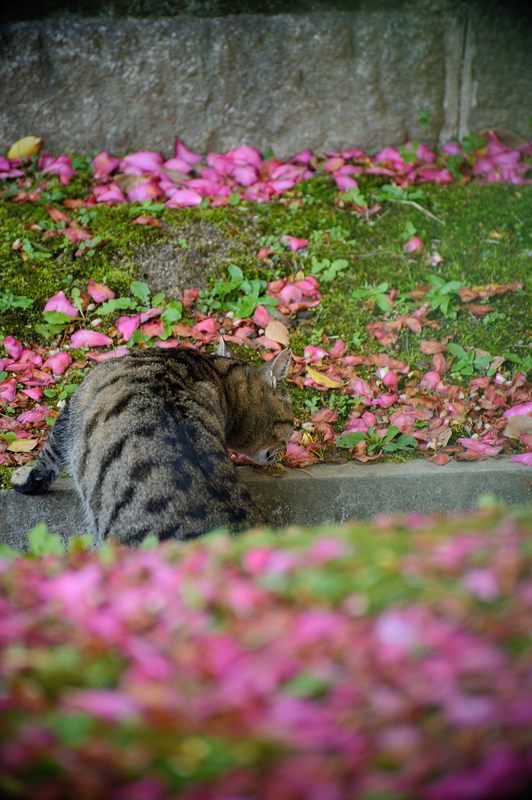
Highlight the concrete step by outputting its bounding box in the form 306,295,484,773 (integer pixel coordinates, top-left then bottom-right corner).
1,459,530,551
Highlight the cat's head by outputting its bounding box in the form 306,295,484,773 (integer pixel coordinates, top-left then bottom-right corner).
221,347,293,465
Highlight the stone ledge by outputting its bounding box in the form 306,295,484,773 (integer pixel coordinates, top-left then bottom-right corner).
0,459,530,550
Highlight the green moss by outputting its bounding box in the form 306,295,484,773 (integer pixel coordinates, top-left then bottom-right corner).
1,177,530,362
0,466,13,491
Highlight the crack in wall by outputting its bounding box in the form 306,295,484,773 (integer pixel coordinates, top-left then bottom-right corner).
458,5,474,141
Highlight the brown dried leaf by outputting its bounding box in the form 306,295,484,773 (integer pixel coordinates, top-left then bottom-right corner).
265,320,290,346
503,415,532,440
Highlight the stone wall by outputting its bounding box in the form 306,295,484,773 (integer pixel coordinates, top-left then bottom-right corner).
0,2,530,156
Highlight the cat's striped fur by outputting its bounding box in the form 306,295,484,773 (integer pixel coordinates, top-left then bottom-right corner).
12,346,293,545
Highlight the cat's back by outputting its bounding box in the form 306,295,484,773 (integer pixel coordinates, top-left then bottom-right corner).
70,348,256,543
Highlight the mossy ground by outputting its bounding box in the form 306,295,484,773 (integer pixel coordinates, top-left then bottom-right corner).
0,173,530,487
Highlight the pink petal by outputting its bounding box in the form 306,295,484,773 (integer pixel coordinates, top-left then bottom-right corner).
140,319,165,338
381,370,399,391
370,393,398,409
139,308,164,324
87,346,129,362
415,143,436,163
21,388,43,401
252,305,273,328
2,336,22,360
163,156,193,174
132,216,161,227
44,291,79,318
290,149,314,164
334,173,358,191
344,418,369,433
304,345,329,363
227,145,263,168
93,182,126,204
420,370,442,391
39,154,76,185
70,330,113,349
87,280,115,304
403,235,424,253
323,156,345,173
268,178,296,194
127,180,162,202
91,151,120,179
442,141,462,156
121,151,163,175
462,568,500,601
192,318,218,336
63,228,92,244
510,453,532,467
116,315,141,341
66,689,139,722
502,401,532,418
43,352,73,375
174,138,201,164
165,189,202,208
233,164,258,186
17,407,49,424
429,453,451,466
0,378,17,402
457,437,502,458
154,339,180,349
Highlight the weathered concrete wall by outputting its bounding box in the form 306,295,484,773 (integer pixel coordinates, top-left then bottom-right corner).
0,2,530,156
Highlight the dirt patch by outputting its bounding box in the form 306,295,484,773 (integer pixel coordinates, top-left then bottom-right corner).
129,220,248,298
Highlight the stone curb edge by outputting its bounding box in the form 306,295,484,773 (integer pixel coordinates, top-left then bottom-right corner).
1,458,530,550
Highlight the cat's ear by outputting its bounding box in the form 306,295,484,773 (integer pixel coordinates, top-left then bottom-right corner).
218,336,231,358
260,348,292,389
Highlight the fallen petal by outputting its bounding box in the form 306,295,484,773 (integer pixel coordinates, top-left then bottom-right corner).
70,330,113,349
510,453,532,467
87,280,115,304
43,352,73,375
44,291,79,317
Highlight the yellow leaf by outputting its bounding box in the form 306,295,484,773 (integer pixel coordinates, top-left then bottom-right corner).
7,438,38,453
306,365,344,389
265,320,290,346
7,136,42,159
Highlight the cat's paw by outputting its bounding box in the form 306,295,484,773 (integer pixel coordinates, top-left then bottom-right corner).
11,464,34,489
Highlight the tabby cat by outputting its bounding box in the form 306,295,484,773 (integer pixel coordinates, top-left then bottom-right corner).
11,345,293,545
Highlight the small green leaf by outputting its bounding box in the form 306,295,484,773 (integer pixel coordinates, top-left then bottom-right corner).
227,264,244,282
151,292,166,306
375,294,392,312
98,297,136,315
130,280,151,305
336,431,367,448
140,534,159,550
42,311,72,326
161,301,183,325
397,434,418,449
27,523,64,556
283,672,330,698
228,192,241,205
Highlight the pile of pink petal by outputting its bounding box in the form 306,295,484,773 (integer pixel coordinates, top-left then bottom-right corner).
363,282,523,348
286,338,531,467
1,508,532,799
1,131,531,210
0,273,324,466
2,276,530,468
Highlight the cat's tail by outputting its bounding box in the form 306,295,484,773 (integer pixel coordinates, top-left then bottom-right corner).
11,404,71,495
